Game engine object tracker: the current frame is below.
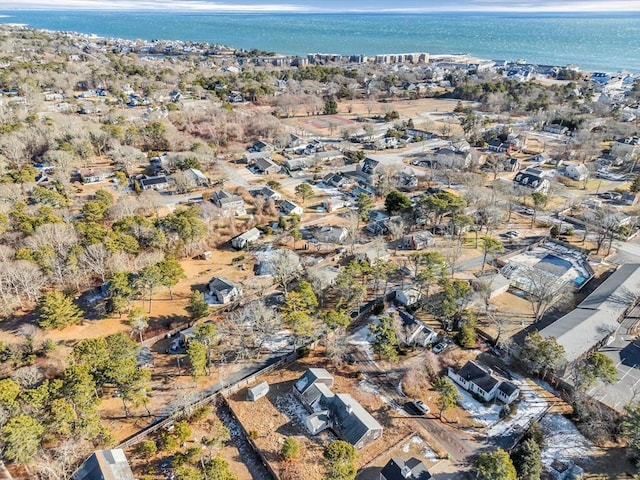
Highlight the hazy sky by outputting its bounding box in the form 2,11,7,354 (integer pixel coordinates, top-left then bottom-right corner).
3,0,640,12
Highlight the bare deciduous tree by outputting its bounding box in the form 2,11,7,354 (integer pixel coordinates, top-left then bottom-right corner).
270,249,301,294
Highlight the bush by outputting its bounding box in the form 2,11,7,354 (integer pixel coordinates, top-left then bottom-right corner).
173,421,192,443
297,346,311,358
137,439,157,457
159,432,179,452
281,437,301,461
190,405,211,423
248,430,258,440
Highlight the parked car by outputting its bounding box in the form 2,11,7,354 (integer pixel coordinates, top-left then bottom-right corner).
519,207,534,216
412,400,430,415
505,230,520,238
432,342,447,354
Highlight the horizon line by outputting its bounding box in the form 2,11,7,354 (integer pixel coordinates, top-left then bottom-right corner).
2,2,640,14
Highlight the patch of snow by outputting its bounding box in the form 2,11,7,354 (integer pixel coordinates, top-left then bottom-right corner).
359,378,395,408
454,384,502,426
275,393,309,427
347,325,374,346
540,413,595,469
261,330,294,353
486,380,548,438
400,435,439,462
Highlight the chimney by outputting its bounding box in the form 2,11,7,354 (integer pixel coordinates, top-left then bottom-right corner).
401,465,412,479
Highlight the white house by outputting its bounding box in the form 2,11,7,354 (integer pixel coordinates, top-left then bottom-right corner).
396,288,421,307
280,200,303,217
208,277,242,304
513,171,550,193
448,361,519,404
564,163,590,182
212,189,246,216
231,227,261,250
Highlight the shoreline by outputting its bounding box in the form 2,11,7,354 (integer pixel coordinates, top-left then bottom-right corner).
0,21,633,76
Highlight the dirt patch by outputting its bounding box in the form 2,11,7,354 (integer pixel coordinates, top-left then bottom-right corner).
227,349,413,480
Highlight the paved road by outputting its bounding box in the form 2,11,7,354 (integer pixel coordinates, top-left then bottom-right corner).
351,349,481,464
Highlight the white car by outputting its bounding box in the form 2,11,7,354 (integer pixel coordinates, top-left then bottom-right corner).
432,342,447,354
412,400,430,415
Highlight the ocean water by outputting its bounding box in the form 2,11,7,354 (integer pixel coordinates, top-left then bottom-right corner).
1,11,639,73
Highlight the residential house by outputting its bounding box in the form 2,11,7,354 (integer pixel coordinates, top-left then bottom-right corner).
564,163,590,182
286,133,306,149
540,263,640,366
513,171,550,193
322,197,349,213
208,277,242,304
314,150,343,163
323,172,350,188
612,136,639,159
137,174,168,191
448,361,519,404
251,186,281,201
280,199,303,217
472,273,510,299
380,457,431,480
231,227,261,250
395,311,438,347
402,231,435,250
243,150,272,165
79,168,113,184
252,156,281,175
357,242,391,264
503,157,521,172
396,170,419,190
212,189,246,216
73,449,135,480
487,139,513,154
295,369,383,449
314,226,349,244
396,288,421,307
184,168,209,187
329,393,383,449
251,140,274,153
543,124,569,135
356,157,382,185
293,368,335,411
531,152,551,165
284,157,310,171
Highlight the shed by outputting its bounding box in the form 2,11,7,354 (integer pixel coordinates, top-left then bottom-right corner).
247,381,269,401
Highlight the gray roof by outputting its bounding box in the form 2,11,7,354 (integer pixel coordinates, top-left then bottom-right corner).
139,175,167,187
540,264,640,363
456,361,499,394
209,276,238,293
295,368,333,394
381,457,431,480
329,393,383,446
498,381,519,397
73,449,135,480
234,227,261,241
254,157,278,171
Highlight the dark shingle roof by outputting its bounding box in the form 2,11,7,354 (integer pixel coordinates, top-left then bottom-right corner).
498,381,519,397
380,457,431,480
457,361,499,394
329,393,382,446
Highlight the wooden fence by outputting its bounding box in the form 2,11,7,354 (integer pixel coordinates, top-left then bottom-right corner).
116,350,300,449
